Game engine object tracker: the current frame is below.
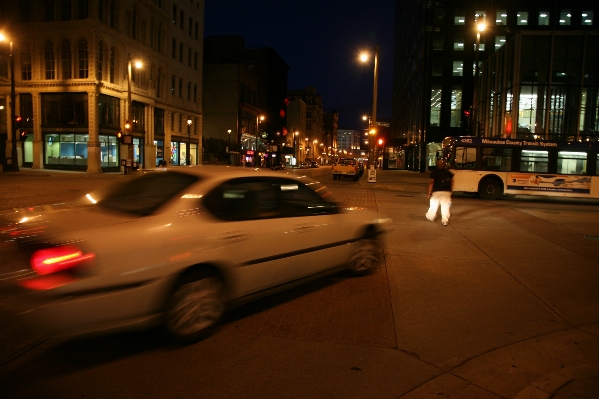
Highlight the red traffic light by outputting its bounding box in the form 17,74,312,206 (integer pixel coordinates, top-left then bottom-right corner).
378,138,384,145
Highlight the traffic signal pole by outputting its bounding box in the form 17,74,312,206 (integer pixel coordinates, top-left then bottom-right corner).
8,40,18,172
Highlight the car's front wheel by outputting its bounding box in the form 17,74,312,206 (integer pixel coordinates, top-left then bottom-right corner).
165,271,226,343
347,235,384,275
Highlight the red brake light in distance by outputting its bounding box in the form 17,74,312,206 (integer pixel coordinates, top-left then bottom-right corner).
31,246,95,275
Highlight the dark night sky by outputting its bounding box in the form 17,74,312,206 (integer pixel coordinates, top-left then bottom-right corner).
203,0,396,130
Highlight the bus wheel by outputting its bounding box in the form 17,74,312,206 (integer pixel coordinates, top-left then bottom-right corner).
479,178,502,200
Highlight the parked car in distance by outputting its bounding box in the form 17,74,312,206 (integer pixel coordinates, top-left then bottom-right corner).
332,158,360,181
1,167,391,343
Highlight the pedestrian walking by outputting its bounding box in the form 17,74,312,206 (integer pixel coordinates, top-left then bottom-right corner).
426,159,454,226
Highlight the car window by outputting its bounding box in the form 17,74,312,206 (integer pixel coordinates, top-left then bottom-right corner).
202,177,339,221
98,171,199,216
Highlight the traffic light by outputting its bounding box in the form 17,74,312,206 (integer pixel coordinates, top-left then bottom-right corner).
378,138,384,146
19,131,28,142
15,116,22,130
116,131,124,144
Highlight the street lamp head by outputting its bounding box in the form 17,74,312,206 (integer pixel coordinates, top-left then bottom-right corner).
187,118,192,126
228,129,231,134
134,61,143,69
360,53,369,62
362,115,368,121
294,131,299,136
0,33,7,42
477,22,486,32
259,115,265,122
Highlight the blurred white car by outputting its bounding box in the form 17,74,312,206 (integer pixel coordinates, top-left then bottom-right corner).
1,166,390,342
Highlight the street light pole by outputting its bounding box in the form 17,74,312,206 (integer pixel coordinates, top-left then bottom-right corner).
187,118,192,165
1,34,18,172
360,46,379,167
294,131,298,166
228,129,231,165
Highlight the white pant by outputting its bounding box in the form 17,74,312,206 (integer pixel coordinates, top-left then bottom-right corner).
426,191,452,223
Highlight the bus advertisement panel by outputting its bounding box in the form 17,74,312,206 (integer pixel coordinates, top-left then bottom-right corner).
507,174,592,194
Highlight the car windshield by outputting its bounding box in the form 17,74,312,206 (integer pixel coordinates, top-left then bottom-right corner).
97,171,200,216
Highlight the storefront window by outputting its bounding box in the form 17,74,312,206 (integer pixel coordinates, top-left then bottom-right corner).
155,140,164,165
133,137,143,164
99,135,118,168
45,133,89,167
171,142,180,165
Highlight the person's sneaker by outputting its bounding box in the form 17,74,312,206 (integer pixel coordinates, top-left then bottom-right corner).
442,221,448,226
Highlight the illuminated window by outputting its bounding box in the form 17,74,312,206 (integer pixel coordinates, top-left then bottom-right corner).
582,11,594,26
454,11,465,25
517,11,528,25
538,11,550,26
495,36,506,49
452,61,463,76
430,87,442,126
496,11,507,25
454,36,464,51
559,10,571,25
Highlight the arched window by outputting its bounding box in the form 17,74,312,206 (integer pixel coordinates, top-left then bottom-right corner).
109,47,119,84
20,43,32,81
97,41,107,81
44,40,56,79
60,39,72,79
77,40,88,78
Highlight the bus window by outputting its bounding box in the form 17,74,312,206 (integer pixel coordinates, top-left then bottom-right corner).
454,146,477,169
520,150,548,173
557,151,587,175
482,148,512,171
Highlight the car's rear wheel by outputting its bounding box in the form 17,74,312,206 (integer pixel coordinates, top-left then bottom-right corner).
165,271,226,343
347,235,383,275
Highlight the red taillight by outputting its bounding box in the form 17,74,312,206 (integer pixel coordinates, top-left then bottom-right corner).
31,246,95,275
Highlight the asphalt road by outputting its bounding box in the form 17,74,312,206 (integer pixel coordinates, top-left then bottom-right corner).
1,167,598,399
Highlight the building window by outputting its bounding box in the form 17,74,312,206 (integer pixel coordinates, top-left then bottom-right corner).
21,50,32,80
44,40,56,79
172,5,177,24
559,10,571,25
171,112,175,131
109,47,116,83
60,39,72,79
187,82,191,101
450,88,462,127
172,39,176,58
453,36,464,51
434,9,445,26
454,11,465,25
582,11,594,25
433,34,444,50
495,36,506,50
156,68,162,98
188,48,192,67
452,61,463,76
475,11,486,22
179,43,183,62
430,87,442,126
194,52,198,69
538,12,550,26
98,94,120,128
44,133,89,167
78,0,89,19
517,11,528,25
193,84,197,103
44,0,55,21
98,0,105,23
97,41,105,81
171,75,175,95
180,10,184,29
432,59,442,76
77,40,88,78
109,0,116,28
496,11,507,25
189,17,192,35
178,78,183,98
61,0,72,20
41,92,88,126
195,22,199,39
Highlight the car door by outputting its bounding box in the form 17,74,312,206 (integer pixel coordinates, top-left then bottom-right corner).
201,177,346,298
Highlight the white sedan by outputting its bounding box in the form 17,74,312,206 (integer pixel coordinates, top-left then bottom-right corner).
1,166,390,342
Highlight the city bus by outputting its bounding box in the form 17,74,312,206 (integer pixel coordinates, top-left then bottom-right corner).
441,136,599,200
